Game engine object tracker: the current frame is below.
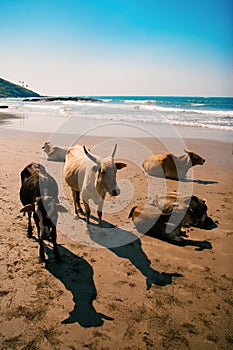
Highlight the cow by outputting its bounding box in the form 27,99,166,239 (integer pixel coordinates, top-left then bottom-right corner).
154,192,209,228
129,203,184,242
142,149,205,180
64,144,127,227
129,192,210,242
20,162,66,262
42,141,67,162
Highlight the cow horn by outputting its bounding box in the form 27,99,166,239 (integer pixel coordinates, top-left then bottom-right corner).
83,146,99,164
184,149,190,154
111,144,117,159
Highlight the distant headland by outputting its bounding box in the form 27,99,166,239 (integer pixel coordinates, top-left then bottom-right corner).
0,78,101,103
0,78,41,98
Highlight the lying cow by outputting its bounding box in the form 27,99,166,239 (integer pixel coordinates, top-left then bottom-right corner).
129,203,183,242
20,162,65,262
42,141,67,162
154,192,209,227
129,192,210,242
64,144,127,227
142,149,205,180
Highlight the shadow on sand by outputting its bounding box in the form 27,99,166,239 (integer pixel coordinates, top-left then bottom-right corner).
148,234,213,251
147,173,218,185
33,216,214,326
89,226,183,290
44,244,114,327
145,219,217,251
184,178,218,185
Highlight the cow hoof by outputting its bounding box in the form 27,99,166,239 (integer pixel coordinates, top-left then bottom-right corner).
78,209,85,216
39,256,46,263
75,209,85,217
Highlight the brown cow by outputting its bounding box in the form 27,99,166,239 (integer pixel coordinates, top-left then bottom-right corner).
129,192,210,242
142,149,205,180
129,203,184,242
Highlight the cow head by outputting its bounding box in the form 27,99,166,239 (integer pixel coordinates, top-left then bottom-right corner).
154,192,209,230
84,145,127,197
186,196,208,226
42,141,53,154
184,149,205,166
20,162,45,184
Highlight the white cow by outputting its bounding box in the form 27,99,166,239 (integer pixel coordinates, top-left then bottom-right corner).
64,144,127,227
42,141,67,162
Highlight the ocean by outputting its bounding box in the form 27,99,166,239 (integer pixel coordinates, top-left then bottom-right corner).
0,96,232,142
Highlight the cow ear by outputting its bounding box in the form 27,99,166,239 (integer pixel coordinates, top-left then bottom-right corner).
56,204,68,212
20,203,35,213
115,162,127,170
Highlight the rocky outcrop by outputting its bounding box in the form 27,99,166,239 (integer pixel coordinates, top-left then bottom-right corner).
23,96,102,102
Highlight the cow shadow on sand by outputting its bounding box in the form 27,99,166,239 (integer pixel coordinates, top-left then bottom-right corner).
44,244,114,327
35,217,214,326
145,231,213,251
147,174,218,185
88,225,183,290
88,216,214,270
88,215,214,250
184,178,218,185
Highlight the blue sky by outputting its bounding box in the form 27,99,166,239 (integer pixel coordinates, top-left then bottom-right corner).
0,0,232,96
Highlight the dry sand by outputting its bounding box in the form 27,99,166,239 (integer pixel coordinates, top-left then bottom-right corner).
0,129,232,350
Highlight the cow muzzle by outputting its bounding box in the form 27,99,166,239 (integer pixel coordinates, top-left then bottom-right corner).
111,189,120,196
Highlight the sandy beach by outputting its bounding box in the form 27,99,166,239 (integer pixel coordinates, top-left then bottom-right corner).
0,127,232,350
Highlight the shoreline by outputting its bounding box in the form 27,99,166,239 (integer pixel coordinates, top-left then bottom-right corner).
0,110,232,143
0,128,232,159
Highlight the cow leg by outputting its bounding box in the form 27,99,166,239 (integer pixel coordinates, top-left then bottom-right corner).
97,201,104,228
51,225,61,262
72,189,78,214
83,200,91,225
27,212,33,238
33,213,46,262
72,189,84,216
39,239,46,262
75,191,85,216
97,211,102,227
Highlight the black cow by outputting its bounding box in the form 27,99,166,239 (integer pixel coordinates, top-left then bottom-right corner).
20,162,65,262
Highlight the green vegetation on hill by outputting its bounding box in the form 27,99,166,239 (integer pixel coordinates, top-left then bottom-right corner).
0,78,41,98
